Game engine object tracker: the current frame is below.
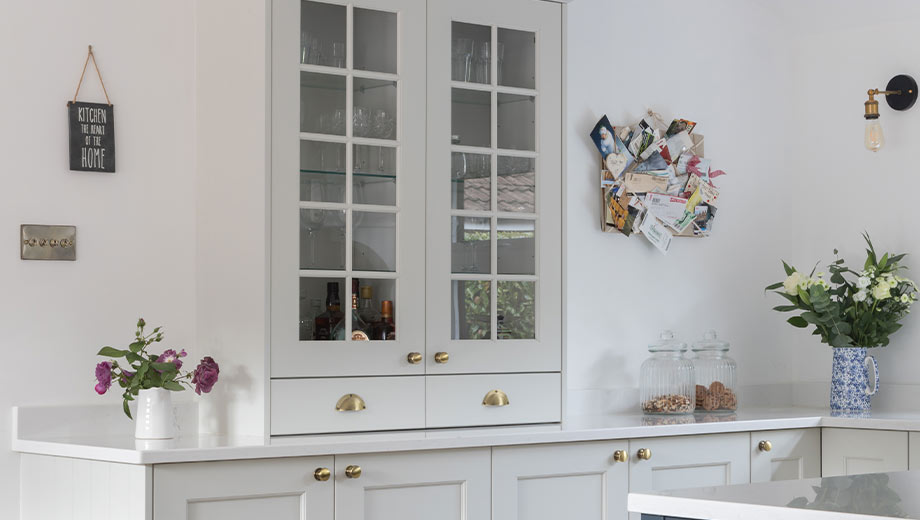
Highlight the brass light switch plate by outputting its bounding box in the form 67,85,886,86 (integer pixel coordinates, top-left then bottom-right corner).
21,225,76,261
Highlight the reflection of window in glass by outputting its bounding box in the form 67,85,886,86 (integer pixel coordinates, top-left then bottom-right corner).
451,216,491,274
451,280,491,339
497,219,535,275
497,281,535,340
497,156,535,213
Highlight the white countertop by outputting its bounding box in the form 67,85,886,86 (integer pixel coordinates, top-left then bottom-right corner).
14,406,920,465
628,470,920,519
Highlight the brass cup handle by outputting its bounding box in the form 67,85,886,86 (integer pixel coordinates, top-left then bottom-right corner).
637,448,652,461
335,393,366,412
434,352,449,364
482,389,510,407
345,465,362,479
613,450,629,463
314,467,331,481
407,352,422,364
758,440,773,452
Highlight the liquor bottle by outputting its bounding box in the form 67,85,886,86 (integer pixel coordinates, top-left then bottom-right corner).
313,282,344,340
348,279,369,341
376,300,395,341
357,286,381,327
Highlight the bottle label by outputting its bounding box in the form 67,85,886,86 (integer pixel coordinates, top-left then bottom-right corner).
351,330,370,341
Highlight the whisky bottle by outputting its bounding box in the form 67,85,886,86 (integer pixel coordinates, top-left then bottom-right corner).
357,286,381,326
375,300,395,341
313,282,344,340
349,279,369,340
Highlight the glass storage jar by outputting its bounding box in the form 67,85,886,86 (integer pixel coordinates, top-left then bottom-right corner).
690,330,738,413
639,331,695,415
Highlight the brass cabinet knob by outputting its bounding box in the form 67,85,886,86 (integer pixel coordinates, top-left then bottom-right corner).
335,393,366,412
345,465,362,479
482,389,510,407
314,467,331,481
407,352,422,364
434,352,449,364
637,448,652,461
758,440,772,452
613,450,628,463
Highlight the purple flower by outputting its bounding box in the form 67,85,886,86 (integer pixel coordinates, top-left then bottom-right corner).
192,356,219,395
94,361,112,395
156,349,186,370
120,370,134,386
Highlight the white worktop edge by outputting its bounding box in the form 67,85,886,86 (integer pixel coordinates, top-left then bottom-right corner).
626,492,890,520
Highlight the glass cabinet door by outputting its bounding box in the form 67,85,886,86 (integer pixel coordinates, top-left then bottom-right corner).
272,0,426,377
427,0,562,374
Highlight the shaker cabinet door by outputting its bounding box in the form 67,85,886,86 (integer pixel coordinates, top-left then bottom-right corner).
271,0,428,378
153,457,334,520
334,448,490,520
425,0,563,375
822,428,908,476
750,428,821,482
493,441,630,520
628,433,750,491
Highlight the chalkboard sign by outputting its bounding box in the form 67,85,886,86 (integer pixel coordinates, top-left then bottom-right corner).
68,101,115,172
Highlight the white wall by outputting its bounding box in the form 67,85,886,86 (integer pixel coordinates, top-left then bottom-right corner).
0,1,196,517
564,0,793,412
565,0,920,413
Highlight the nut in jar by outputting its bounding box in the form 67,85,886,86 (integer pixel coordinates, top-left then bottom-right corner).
642,394,694,414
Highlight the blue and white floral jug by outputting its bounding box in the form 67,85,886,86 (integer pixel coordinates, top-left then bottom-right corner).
830,347,879,413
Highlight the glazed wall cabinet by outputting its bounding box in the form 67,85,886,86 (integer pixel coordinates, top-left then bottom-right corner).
270,0,563,434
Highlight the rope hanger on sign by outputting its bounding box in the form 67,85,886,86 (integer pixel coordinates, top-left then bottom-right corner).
71,45,111,106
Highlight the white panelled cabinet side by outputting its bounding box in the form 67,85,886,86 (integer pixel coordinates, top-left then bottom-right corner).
270,0,564,435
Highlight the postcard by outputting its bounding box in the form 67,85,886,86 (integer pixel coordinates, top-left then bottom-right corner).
639,214,672,255
606,188,638,236
589,115,617,158
632,150,669,173
665,118,697,137
668,186,703,233
601,169,616,188
684,174,720,206
664,131,693,163
625,172,668,194
676,154,712,182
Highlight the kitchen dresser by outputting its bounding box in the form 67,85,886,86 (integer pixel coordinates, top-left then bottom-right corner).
270,0,564,435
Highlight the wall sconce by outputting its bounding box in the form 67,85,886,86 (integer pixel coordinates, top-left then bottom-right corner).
864,74,917,152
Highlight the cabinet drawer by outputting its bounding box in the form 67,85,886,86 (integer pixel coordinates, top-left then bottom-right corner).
426,373,561,428
271,376,425,435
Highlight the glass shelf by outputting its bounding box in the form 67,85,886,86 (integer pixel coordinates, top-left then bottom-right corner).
301,169,396,180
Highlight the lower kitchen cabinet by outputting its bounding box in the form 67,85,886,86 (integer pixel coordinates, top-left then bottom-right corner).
821,428,908,476
335,448,491,520
492,441,630,520
750,428,821,482
910,432,920,470
627,433,750,520
153,456,334,520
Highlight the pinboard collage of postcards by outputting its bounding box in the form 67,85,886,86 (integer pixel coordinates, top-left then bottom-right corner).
590,111,727,255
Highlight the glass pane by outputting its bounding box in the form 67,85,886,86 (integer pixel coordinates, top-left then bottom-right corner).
300,140,345,202
497,94,535,151
497,28,535,89
451,280,491,339
354,145,396,206
300,1,346,67
497,281,535,340
300,209,346,270
301,72,346,134
353,278,396,341
451,216,491,274
452,22,490,84
497,156,535,213
353,78,397,139
497,219,535,275
451,152,490,211
452,88,491,147
300,277,345,341
354,8,396,74
353,211,396,272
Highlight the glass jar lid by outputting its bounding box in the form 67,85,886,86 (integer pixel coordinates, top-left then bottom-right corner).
648,330,687,353
692,329,730,352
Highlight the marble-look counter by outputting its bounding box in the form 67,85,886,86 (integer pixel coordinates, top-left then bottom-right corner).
628,470,920,519
12,405,920,465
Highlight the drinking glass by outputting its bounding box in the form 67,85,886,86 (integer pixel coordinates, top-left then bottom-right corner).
372,109,395,139
452,38,474,82
473,41,490,84
331,108,346,135
309,37,322,65
496,42,505,85
330,42,346,68
354,106,371,138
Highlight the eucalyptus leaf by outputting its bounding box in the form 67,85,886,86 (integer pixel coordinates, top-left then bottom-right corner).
97,346,128,358
788,316,808,328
